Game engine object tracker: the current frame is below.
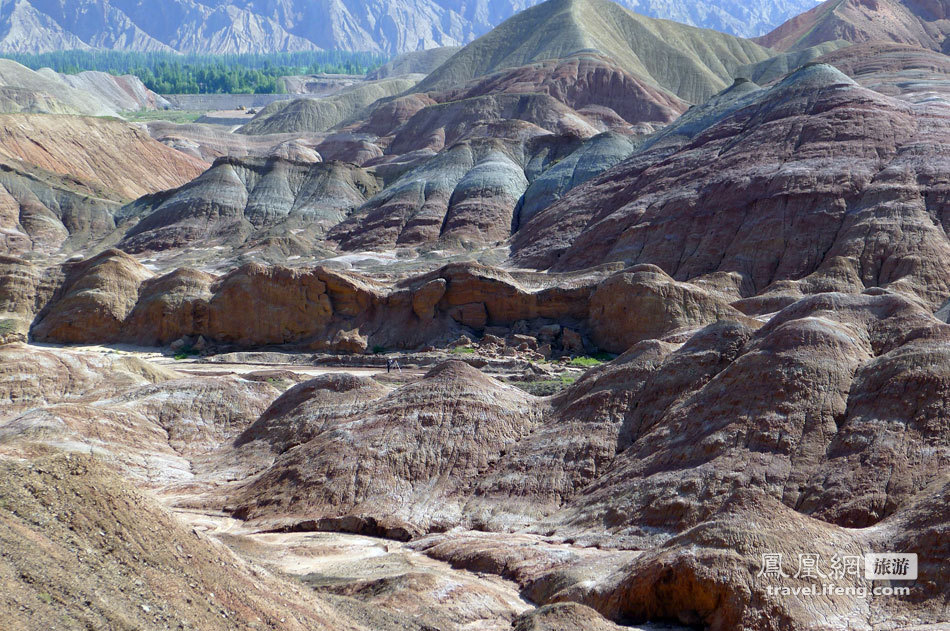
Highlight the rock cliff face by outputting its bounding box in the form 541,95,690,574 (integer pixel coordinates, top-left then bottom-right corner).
30,249,153,342
30,252,750,356
512,64,950,313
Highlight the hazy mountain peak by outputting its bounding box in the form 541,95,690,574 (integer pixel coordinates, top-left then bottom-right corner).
0,0,824,55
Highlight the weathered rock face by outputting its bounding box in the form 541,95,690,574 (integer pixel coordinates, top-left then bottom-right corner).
232,361,546,535
119,156,379,254
236,374,391,452
144,120,326,163
386,93,601,157
0,59,166,116
587,265,752,353
512,603,627,631
0,343,178,415
815,41,950,102
56,70,168,112
515,132,639,229
470,339,677,529
414,0,773,104
0,373,278,484
0,255,42,342
0,155,129,256
30,250,763,357
332,122,646,252
743,41,950,102
513,64,950,313
31,249,152,342
314,132,384,165
354,53,683,168
128,262,383,349
560,490,899,631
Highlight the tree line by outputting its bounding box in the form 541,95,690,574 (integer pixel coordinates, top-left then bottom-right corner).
0,50,389,94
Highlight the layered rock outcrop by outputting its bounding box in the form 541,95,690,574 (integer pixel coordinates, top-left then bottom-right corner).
330,139,531,249
0,114,207,200
555,292,950,542
119,156,379,253
29,251,757,357
513,64,950,313
231,361,545,535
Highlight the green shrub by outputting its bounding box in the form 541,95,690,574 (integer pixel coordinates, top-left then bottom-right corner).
569,352,616,367
450,347,476,354
513,374,576,396
569,356,601,367
173,345,199,360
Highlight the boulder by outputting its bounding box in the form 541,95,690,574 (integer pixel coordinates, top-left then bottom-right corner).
411,278,447,319
560,328,584,353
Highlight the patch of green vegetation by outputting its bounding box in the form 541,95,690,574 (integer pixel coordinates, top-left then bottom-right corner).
512,374,577,396
568,352,616,367
173,345,199,361
451,347,476,355
123,110,205,124
0,319,16,335
37,593,53,605
372,345,389,355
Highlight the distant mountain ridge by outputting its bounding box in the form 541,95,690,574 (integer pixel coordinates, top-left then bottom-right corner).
757,0,950,52
413,0,774,103
0,0,821,55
